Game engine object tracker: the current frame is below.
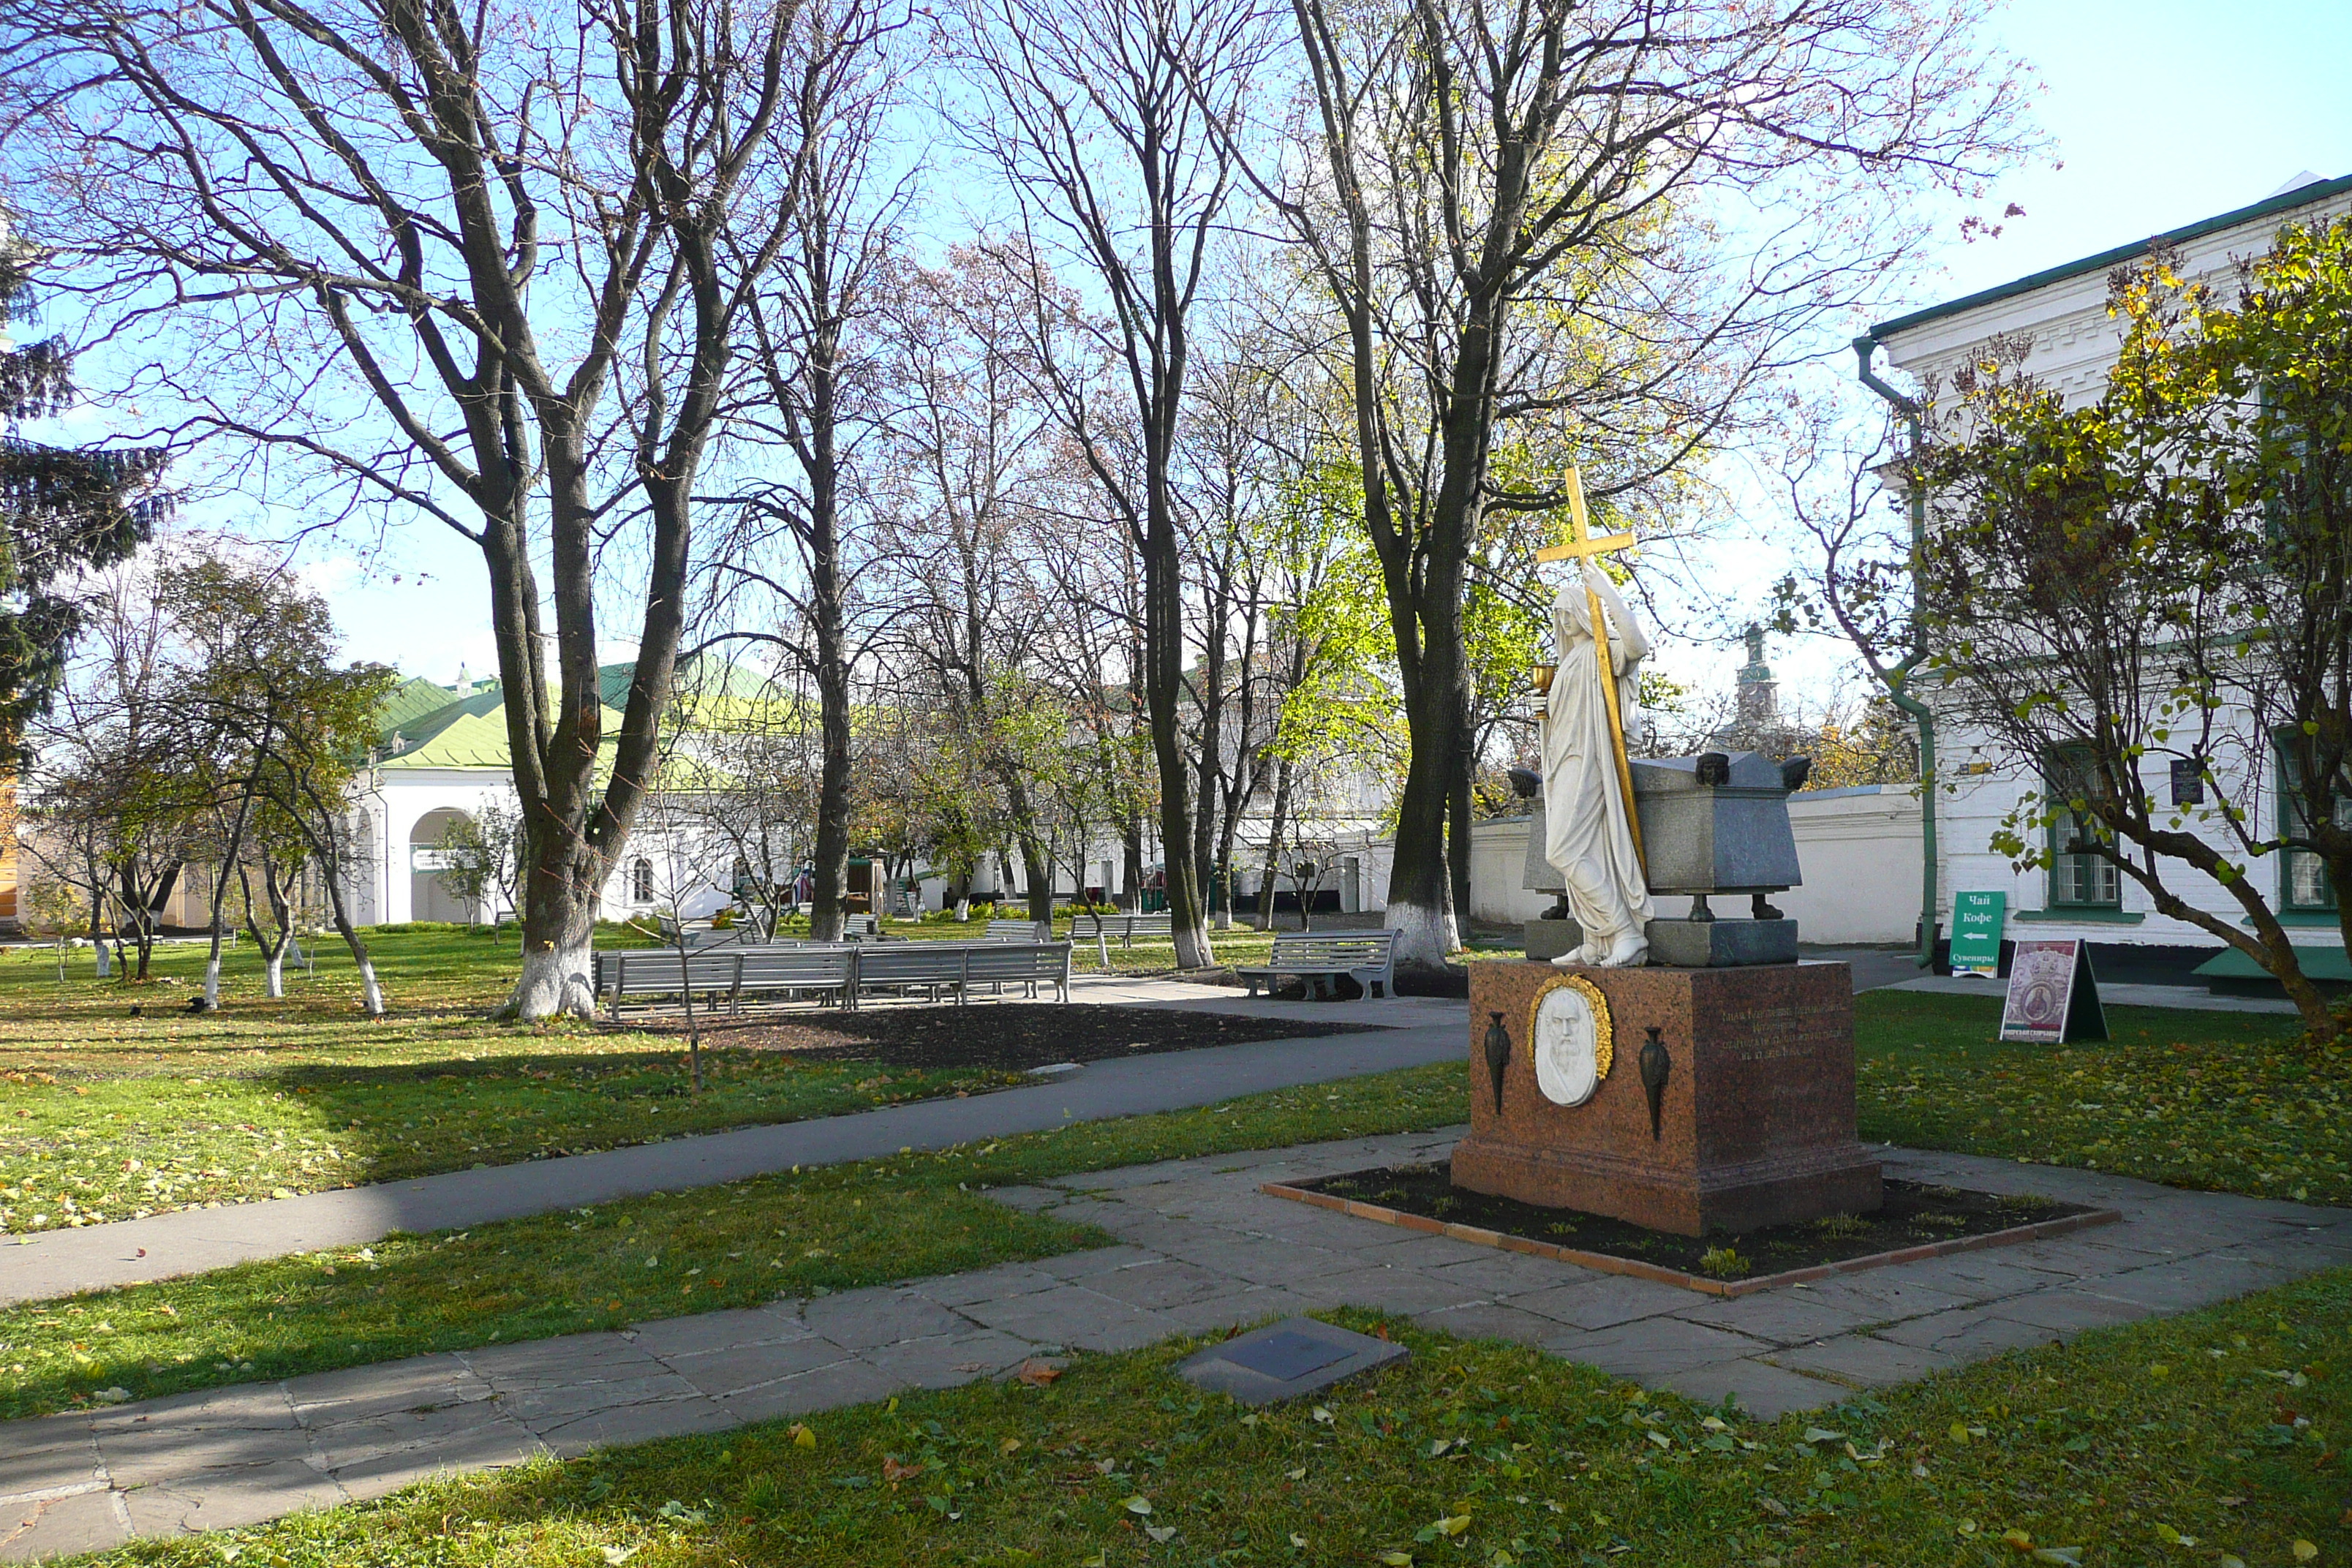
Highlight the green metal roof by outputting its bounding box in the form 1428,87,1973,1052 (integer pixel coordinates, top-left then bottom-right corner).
374,655,771,772
1869,171,2352,342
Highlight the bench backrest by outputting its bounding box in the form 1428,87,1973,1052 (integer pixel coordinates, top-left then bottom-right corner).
986,918,1051,941
853,943,970,981
1078,912,1172,935
963,942,1071,980
841,913,881,938
597,949,745,994
738,949,856,985
1267,930,1398,965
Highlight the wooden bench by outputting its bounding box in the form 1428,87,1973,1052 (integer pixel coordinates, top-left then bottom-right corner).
1074,911,1175,966
985,917,1052,942
1234,930,1399,1000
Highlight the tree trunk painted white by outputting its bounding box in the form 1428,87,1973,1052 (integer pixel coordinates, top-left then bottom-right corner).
263,952,284,998
93,941,110,979
506,939,597,1020
953,898,970,921
356,957,385,1017
202,955,222,1008
1384,897,1457,972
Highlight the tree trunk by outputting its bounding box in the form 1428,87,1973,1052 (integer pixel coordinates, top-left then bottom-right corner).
1023,837,1054,924
1256,755,1292,932
315,865,385,1017
1144,505,1210,966
807,489,853,945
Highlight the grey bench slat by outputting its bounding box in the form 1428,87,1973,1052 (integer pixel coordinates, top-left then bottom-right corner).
1234,930,1398,1000
1075,911,1175,965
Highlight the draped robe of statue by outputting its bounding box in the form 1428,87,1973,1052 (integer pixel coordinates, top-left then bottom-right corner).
1542,561,1655,967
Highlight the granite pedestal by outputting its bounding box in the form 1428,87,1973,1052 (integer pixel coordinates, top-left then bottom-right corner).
1451,960,1882,1236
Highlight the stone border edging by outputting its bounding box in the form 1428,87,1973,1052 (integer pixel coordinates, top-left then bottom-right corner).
1258,1179,2124,1296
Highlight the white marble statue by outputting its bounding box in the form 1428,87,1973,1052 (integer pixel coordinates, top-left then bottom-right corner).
1542,560,1654,966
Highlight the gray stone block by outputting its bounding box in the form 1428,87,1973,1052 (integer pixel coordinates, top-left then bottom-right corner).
958,1284,1179,1353
1410,1301,1561,1347
1176,1317,1408,1406
1509,1274,1693,1331
801,1289,968,1350
0,1429,99,1500
2,1488,129,1561
660,1336,854,1400
1668,1290,1877,1349
717,1358,901,1425
1541,1316,1770,1380
627,1305,810,1360
1769,1333,1962,1388
532,1395,738,1457
1643,918,1798,968
1653,1357,1842,1419
118,1460,346,1534
1524,919,1581,960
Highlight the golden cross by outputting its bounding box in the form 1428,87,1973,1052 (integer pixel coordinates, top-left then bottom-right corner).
1534,467,1634,564
1532,467,1646,870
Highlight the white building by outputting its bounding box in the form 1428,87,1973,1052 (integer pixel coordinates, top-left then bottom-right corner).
1864,170,2352,982
346,667,739,927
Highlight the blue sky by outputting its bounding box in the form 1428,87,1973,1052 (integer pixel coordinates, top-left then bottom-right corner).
304,0,2352,706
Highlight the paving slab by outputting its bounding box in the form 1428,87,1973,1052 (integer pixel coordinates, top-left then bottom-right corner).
1768,1333,1965,1388
1541,1318,1771,1381
1,1488,128,1561
1650,1357,1843,1420
6,1131,2350,1559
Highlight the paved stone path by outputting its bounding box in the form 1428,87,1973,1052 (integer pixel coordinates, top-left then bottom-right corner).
9,1128,2348,1561
1,987,1458,1307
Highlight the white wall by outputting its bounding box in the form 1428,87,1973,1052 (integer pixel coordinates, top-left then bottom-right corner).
1466,786,1927,943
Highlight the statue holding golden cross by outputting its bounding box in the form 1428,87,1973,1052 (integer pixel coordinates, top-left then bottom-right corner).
1535,467,1646,868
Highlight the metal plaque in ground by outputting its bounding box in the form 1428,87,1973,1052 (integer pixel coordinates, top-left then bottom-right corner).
1177,1318,1409,1406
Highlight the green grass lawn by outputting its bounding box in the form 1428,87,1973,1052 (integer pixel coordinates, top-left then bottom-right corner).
0,916,1318,1234
68,1264,2348,1568
0,1063,1466,1421
1852,990,2350,1206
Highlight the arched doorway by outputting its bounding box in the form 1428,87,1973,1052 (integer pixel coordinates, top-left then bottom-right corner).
409,807,475,924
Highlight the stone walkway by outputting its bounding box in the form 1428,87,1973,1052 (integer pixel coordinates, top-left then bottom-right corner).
2,987,1458,1307
9,1128,2349,1561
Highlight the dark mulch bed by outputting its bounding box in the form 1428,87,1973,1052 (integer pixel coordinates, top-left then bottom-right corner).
1289,1161,2102,1281
679,1004,1371,1071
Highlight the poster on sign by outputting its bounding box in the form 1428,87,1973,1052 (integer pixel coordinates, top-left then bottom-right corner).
1999,938,2109,1044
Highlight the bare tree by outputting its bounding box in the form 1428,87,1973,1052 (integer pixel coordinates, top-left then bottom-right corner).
701,0,910,941
944,0,1272,968
2,0,814,1017
1220,0,2030,968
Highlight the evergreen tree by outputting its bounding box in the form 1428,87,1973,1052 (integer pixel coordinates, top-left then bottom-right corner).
0,241,169,758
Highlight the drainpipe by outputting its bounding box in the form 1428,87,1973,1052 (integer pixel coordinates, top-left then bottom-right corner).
1853,335,1941,970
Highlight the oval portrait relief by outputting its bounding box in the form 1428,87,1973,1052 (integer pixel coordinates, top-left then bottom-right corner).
1530,977,1612,1107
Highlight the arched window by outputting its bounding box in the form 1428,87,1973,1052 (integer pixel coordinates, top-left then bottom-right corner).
631,858,655,902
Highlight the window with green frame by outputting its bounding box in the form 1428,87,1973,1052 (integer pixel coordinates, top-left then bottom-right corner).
2276,734,2347,913
2045,745,2121,908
